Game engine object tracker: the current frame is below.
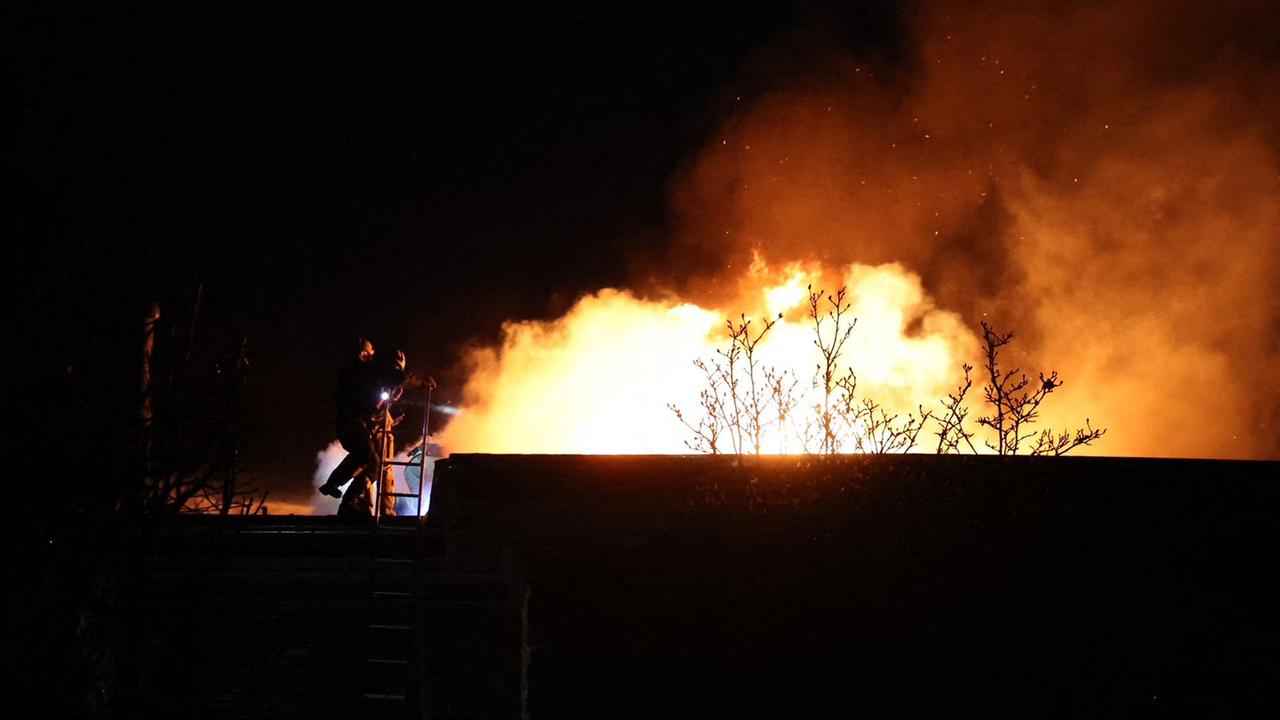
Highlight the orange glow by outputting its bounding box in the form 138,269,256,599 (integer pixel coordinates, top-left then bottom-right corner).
440,260,977,454
441,0,1279,460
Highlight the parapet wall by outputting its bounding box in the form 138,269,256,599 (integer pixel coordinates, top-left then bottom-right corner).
430,453,1276,565
430,454,1280,718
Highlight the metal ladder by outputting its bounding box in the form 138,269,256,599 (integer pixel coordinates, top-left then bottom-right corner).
361,383,434,718
372,382,434,525
362,553,428,718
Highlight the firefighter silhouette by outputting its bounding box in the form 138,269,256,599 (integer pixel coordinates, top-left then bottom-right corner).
318,338,406,518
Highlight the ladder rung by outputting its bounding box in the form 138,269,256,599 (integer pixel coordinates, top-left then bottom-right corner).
373,557,413,563
385,492,419,498
367,624,412,630
363,693,406,701
382,460,422,467
367,658,410,665
372,590,411,597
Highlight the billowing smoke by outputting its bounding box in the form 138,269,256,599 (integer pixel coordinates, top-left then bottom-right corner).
310,441,347,514
441,0,1279,459
661,0,1280,458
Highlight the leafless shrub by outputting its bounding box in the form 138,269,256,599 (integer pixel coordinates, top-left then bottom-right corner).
668,358,730,454
974,321,1106,456
853,399,933,454
130,294,267,515
669,313,785,455
808,286,856,454
1031,419,1107,456
933,363,978,454
765,365,801,453
672,302,1104,458
830,367,933,454
729,313,782,454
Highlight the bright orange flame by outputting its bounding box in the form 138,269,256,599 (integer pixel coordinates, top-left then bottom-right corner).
439,261,977,454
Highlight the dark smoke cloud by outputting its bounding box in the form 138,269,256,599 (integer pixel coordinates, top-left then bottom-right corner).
666,0,1280,458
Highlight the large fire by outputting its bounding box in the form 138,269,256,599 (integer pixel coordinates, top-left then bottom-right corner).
440,260,976,454
442,0,1279,460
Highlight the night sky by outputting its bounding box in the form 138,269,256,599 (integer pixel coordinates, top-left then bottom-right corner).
12,3,904,505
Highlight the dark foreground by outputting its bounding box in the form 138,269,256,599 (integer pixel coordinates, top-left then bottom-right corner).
57,455,1280,717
